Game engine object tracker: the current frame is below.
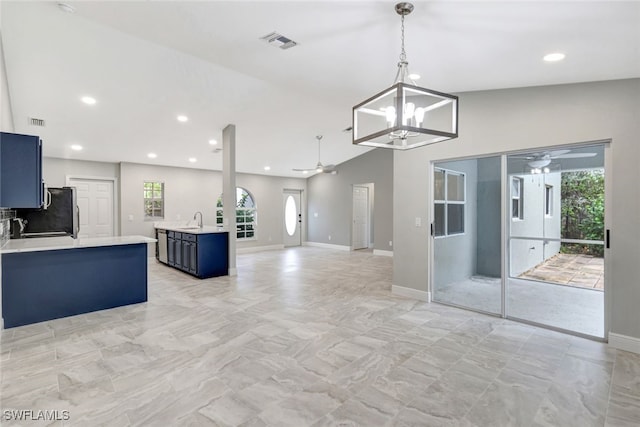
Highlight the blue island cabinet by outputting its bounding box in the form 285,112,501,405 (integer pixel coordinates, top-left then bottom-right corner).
0,132,44,208
164,231,228,278
1,243,148,328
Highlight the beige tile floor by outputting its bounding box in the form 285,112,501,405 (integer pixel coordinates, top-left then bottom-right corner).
520,253,605,290
1,247,639,426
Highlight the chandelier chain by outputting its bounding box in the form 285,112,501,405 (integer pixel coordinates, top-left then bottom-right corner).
399,14,407,62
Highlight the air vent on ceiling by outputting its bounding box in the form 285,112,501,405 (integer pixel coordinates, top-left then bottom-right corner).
260,32,298,50
28,117,46,127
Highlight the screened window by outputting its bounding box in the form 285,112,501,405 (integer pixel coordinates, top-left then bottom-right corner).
143,181,164,219
434,169,465,237
545,185,553,217
511,177,524,220
216,187,257,240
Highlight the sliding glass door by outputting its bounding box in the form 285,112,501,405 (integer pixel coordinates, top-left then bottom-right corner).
506,144,606,338
432,156,502,315
431,143,607,339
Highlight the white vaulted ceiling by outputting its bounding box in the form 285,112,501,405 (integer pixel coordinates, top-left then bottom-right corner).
1,1,638,177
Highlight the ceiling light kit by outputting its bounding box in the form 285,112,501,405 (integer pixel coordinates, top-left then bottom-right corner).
512,149,597,174
177,115,188,122
352,2,458,150
147,153,157,159
293,135,337,175
70,144,83,151
81,96,96,105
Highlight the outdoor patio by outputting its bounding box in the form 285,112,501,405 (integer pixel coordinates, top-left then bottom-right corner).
519,253,604,290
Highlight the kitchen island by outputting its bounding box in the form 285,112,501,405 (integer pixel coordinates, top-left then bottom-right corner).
155,225,228,278
1,235,155,328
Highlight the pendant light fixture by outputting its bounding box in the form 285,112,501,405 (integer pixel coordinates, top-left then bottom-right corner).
352,3,458,150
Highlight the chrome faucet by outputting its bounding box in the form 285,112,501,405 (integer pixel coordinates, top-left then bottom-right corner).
193,211,203,228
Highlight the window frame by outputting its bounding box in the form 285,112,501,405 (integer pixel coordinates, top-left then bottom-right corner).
434,168,466,238
143,181,164,220
216,187,257,241
545,184,553,217
511,177,524,221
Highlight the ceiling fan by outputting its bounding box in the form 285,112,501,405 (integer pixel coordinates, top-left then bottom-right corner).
292,135,337,174
513,149,597,169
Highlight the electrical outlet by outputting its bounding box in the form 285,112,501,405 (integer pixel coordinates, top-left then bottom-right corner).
415,217,422,227
128,214,134,222
328,235,332,241
389,240,393,247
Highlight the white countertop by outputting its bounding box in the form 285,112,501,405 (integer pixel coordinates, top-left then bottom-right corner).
1,235,157,254
155,225,227,234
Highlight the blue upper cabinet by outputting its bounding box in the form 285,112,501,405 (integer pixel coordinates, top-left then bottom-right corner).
0,132,44,209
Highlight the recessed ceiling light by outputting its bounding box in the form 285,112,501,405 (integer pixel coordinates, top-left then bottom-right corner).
302,170,308,175
177,115,188,122
81,96,96,105
70,144,83,151
408,73,421,80
147,153,157,159
543,52,566,62
57,3,75,13
264,166,271,171
189,157,197,163
209,139,218,145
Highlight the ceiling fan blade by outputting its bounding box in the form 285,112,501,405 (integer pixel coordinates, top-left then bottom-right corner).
547,149,571,157
292,167,315,172
552,153,597,159
322,164,337,173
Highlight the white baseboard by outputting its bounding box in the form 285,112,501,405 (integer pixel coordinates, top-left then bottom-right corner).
237,244,284,254
392,285,431,302
228,267,238,277
304,241,350,251
609,332,640,355
373,249,393,257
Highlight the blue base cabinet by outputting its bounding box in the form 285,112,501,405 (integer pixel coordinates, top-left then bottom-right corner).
162,231,228,278
0,132,43,208
1,244,148,328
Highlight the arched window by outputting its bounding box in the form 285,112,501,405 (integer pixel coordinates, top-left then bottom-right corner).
216,187,256,240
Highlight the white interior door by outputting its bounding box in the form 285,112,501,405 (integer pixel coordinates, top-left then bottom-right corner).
283,190,301,247
68,178,114,238
352,185,369,250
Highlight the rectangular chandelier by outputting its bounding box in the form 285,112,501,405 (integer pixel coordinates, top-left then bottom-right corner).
352,2,458,150
352,82,458,150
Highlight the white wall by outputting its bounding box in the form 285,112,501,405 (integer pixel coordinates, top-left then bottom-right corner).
0,29,13,132
307,148,393,251
119,162,306,248
393,78,640,340
509,172,562,276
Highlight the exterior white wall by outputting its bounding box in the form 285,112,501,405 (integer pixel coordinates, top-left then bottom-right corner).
393,78,640,340
509,172,562,276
